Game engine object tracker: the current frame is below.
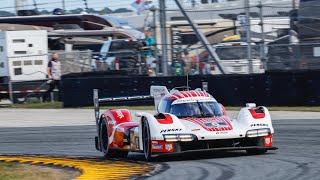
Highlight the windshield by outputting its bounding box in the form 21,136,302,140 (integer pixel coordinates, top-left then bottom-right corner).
73,44,103,52
169,101,223,118
216,46,259,60
109,41,141,51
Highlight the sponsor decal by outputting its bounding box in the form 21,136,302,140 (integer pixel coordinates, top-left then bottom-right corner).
115,110,124,119
265,138,270,144
108,119,116,125
165,144,173,151
251,123,268,127
215,131,228,134
160,128,182,133
152,88,166,97
172,98,215,105
152,88,165,93
264,134,273,147
152,144,163,150
205,122,228,128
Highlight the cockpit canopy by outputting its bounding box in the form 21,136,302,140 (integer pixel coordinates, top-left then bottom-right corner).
158,93,223,118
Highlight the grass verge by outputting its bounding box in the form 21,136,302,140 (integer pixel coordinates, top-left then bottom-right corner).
225,106,320,112
2,102,320,112
0,162,78,180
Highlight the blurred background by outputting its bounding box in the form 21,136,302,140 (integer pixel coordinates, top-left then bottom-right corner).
0,0,319,107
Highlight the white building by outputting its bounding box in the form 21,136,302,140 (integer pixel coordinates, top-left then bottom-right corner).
0,30,48,82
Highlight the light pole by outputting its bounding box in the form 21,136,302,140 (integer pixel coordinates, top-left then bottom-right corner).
62,0,66,13
15,0,27,14
159,0,168,76
244,0,253,74
292,0,296,9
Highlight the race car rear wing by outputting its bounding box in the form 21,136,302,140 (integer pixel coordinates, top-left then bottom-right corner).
93,83,208,124
93,89,152,125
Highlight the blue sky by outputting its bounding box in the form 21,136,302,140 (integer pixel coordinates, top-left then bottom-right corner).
0,0,137,12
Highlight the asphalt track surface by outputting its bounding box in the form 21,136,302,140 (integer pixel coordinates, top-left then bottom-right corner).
1,109,320,180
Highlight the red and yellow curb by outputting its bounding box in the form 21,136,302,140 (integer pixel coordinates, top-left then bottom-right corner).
0,156,154,180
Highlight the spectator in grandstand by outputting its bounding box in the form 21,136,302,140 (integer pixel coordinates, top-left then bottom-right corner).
43,53,62,102
190,56,198,75
173,53,186,76
142,30,156,75
183,50,192,75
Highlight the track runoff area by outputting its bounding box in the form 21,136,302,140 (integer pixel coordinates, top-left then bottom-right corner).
1,109,320,179
0,156,153,180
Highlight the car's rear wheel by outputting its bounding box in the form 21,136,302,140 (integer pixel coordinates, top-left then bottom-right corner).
246,149,267,155
100,119,111,158
142,119,152,161
100,118,129,159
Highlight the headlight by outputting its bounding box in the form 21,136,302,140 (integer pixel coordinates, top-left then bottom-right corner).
178,134,194,142
257,129,270,136
163,134,194,142
246,128,270,138
246,130,258,138
164,135,179,142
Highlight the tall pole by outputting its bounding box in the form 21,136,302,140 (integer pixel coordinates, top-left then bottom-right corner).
159,0,168,76
83,0,89,12
62,0,66,13
15,0,26,14
292,0,296,9
150,6,159,76
258,1,265,61
8,77,14,105
245,0,253,74
33,0,38,11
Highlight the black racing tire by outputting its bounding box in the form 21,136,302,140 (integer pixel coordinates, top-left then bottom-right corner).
246,149,268,155
142,119,152,161
100,118,112,158
100,118,129,159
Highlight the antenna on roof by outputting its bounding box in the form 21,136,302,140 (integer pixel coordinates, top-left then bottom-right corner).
186,73,189,91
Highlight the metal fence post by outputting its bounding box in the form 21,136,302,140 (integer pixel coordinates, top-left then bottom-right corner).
258,1,266,69
245,0,253,74
159,0,168,76
50,92,54,103
138,53,142,75
8,77,13,105
150,6,159,76
292,0,296,9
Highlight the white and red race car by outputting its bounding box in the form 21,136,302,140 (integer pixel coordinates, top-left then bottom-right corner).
93,85,277,160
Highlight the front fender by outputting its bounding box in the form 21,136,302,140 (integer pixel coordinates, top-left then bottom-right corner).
136,112,186,150
236,106,274,134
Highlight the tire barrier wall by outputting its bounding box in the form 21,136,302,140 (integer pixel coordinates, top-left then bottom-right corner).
62,70,320,107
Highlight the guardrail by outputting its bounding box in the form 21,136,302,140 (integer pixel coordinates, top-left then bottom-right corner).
0,80,61,104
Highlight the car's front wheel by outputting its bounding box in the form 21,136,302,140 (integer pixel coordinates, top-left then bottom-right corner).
142,119,152,161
